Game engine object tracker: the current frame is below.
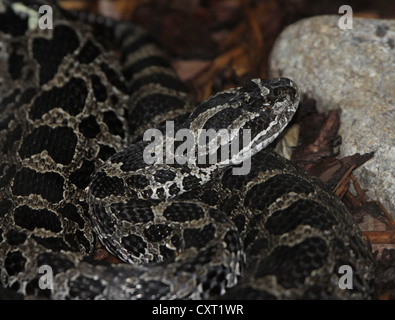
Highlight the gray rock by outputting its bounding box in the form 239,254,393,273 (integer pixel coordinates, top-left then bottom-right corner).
269,15,395,217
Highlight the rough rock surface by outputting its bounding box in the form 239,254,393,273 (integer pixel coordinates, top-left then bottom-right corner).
269,15,395,217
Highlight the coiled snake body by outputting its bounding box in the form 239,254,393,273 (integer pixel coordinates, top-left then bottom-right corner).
0,0,374,299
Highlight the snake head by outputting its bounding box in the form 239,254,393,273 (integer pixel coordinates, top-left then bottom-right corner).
238,77,300,155
186,77,299,167
217,77,300,165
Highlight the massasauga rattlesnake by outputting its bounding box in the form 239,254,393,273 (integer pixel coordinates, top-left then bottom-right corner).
0,0,374,299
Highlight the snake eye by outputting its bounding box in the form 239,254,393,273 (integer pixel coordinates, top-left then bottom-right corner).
273,87,283,96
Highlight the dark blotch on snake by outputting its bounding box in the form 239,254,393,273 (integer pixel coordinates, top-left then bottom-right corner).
144,224,173,242
19,126,77,165
6,230,27,246
4,251,26,277
244,174,315,211
121,234,147,257
69,160,96,189
103,111,125,138
91,75,108,102
59,203,85,229
79,115,101,139
12,168,64,203
184,224,216,249
89,171,125,199
14,205,62,233
265,199,336,235
29,77,88,119
163,202,204,222
255,237,329,289
33,25,80,85
77,40,101,64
